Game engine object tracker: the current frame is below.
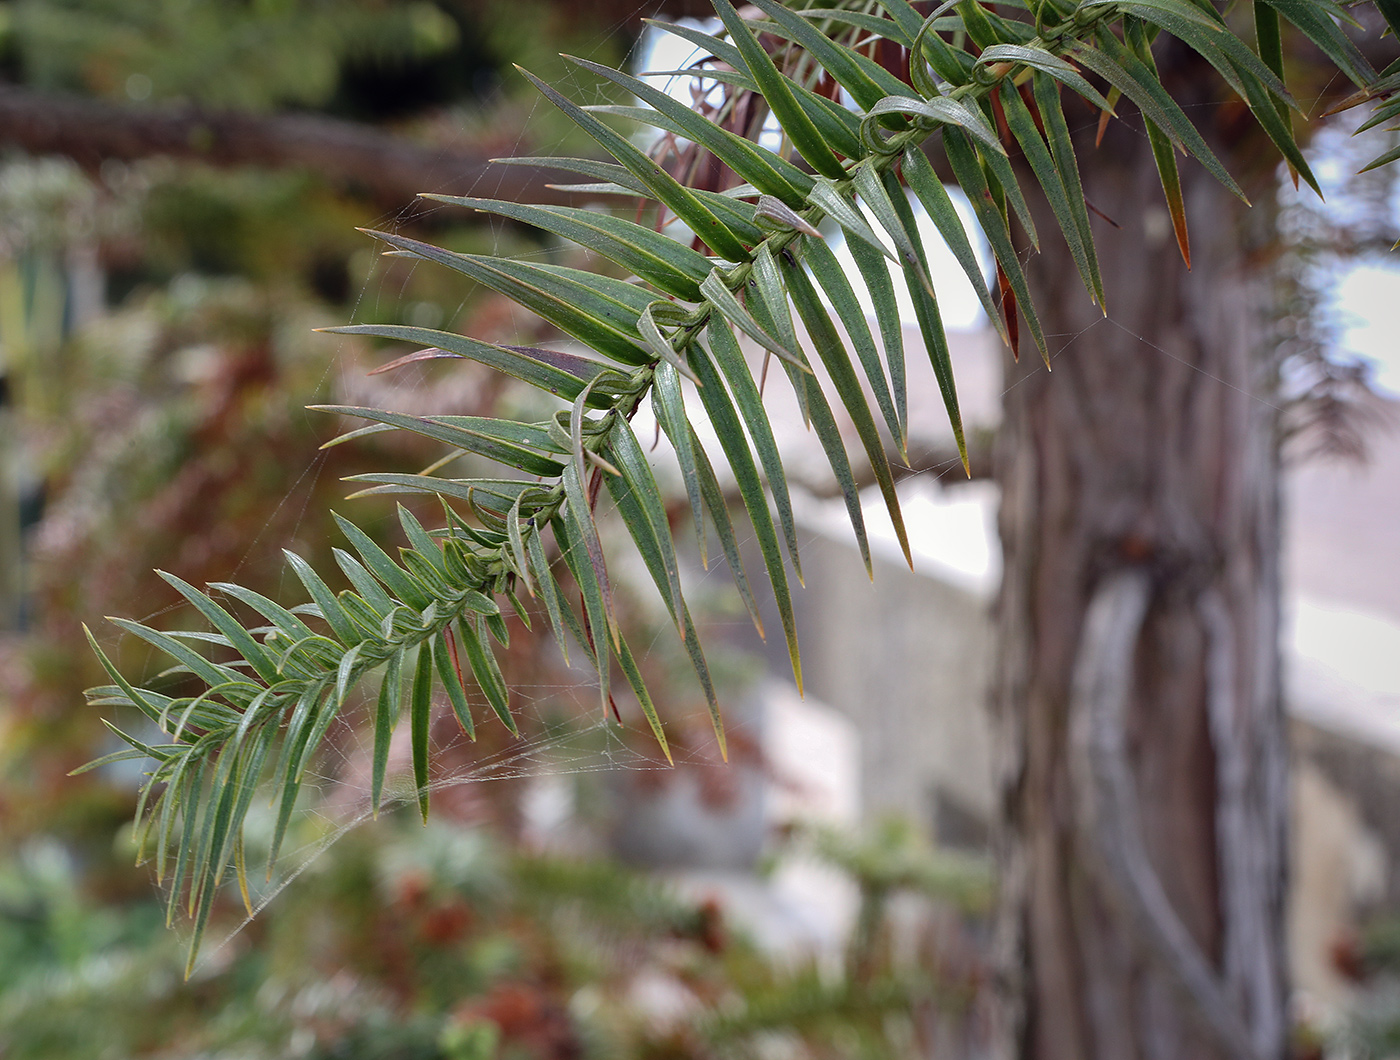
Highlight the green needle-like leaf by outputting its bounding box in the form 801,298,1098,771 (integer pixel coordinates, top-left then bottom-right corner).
854,164,937,300
807,179,897,260
749,243,811,424
614,630,677,763
285,550,362,646
1226,54,1320,194
1353,94,1400,135
410,644,433,823
342,474,542,513
844,234,910,433
335,513,433,612
604,421,723,752
784,345,875,575
505,494,535,599
108,618,248,693
700,269,808,371
1114,0,1296,106
691,336,802,692
566,389,618,648
642,19,747,77
1070,31,1248,204
218,712,279,889
863,95,1004,154
493,155,650,195
998,83,1102,305
606,419,687,633
210,583,316,645
371,651,402,815
517,66,752,261
569,54,814,204
742,0,909,108
791,8,912,45
321,324,617,405
942,127,1048,365
85,625,180,728
978,126,1040,251
879,0,935,45
901,146,1005,336
69,745,172,775
458,616,516,735
792,83,866,160
267,683,326,873
426,196,712,301
1361,138,1400,172
652,362,707,563
1030,75,1105,307
711,0,848,179
639,302,701,384
527,530,571,668
783,252,911,568
1150,115,1193,268
877,167,969,472
399,505,447,569
706,320,803,581
554,512,611,713
906,1,978,88
366,230,654,367
1374,0,1400,38
750,245,802,360
978,44,1116,111
318,406,566,477
1258,0,1375,86
434,628,476,739
802,235,904,452
689,428,765,638
956,0,1003,49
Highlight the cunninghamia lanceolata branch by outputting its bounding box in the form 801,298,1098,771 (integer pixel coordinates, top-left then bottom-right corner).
83,0,1398,970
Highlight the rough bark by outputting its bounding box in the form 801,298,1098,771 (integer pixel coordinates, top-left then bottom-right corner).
991,66,1291,1060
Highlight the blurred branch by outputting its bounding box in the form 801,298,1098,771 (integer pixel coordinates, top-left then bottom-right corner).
790,429,996,501
895,432,995,484
0,85,578,213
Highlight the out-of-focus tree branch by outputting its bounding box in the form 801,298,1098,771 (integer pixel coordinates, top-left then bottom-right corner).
788,431,996,502
0,84,577,212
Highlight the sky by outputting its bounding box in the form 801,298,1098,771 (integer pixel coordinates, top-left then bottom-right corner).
1332,262,1400,396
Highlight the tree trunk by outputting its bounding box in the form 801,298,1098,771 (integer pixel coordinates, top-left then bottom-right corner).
990,70,1291,1060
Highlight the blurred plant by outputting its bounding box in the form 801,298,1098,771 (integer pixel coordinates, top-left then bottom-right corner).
2,0,459,111
0,817,980,1060
1306,913,1400,1058
802,817,990,982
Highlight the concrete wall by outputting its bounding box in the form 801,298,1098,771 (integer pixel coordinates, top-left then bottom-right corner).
802,538,994,841
759,491,999,847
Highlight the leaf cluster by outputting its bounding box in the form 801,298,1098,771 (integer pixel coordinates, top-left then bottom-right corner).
83,0,1400,968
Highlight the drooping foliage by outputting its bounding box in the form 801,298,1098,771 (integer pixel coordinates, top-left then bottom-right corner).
82,0,1400,968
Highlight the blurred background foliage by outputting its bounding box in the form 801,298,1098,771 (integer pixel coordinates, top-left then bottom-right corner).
0,1,991,1057
0,816,987,1060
